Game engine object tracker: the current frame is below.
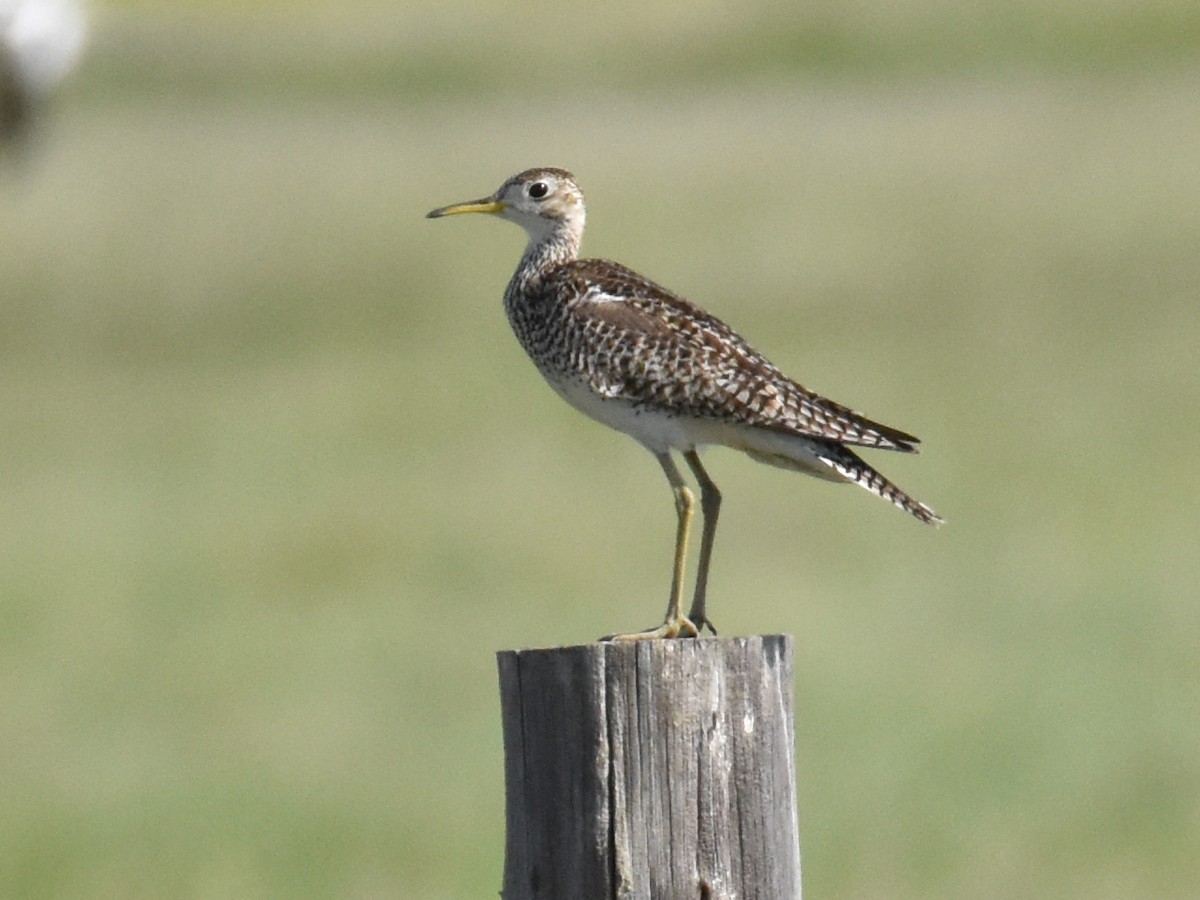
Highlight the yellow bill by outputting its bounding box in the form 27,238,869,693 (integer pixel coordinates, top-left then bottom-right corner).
426,198,506,219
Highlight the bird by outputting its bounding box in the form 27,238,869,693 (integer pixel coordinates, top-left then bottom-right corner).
427,167,942,640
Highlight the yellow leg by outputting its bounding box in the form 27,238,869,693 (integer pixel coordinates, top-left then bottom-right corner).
602,452,700,641
683,450,721,635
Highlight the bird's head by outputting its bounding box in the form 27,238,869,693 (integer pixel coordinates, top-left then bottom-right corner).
427,167,586,245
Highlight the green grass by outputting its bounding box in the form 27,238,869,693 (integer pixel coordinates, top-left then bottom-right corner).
3,3,1200,897
82,0,1200,102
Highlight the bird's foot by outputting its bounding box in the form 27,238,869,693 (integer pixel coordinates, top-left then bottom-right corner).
600,614,700,642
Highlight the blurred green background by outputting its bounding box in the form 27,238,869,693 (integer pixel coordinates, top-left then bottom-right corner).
3,0,1199,897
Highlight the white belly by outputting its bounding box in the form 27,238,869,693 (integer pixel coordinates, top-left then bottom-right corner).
544,372,845,482
548,375,696,452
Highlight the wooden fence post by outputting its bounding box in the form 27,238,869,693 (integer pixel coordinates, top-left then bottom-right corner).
497,635,801,899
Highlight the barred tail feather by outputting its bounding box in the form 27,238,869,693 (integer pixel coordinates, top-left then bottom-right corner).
729,424,943,526
818,446,943,527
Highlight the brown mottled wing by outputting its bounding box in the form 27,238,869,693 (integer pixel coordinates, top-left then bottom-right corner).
551,259,921,452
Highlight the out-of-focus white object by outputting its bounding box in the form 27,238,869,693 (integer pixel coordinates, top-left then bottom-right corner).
1,0,85,92
1,0,86,144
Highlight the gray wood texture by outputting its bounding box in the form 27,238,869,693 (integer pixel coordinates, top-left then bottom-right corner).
498,635,801,900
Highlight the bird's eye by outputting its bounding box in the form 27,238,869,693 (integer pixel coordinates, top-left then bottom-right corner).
528,181,550,200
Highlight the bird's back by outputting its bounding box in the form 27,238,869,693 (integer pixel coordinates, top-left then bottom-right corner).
514,256,920,454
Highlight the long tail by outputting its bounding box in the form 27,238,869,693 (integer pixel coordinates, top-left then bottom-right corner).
818,444,943,526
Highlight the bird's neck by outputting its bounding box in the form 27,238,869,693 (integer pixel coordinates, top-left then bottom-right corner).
511,224,581,293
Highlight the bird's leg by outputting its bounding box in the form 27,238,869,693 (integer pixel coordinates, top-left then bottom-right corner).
683,450,721,635
659,452,698,635
601,452,699,641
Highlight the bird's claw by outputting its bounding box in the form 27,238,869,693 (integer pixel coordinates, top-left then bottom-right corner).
600,614,701,642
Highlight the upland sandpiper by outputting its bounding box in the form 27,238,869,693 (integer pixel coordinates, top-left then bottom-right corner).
428,168,942,640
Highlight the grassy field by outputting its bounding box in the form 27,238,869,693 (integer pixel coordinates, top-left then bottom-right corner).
3,2,1199,897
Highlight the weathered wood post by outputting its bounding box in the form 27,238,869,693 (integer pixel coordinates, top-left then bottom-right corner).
497,635,801,899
